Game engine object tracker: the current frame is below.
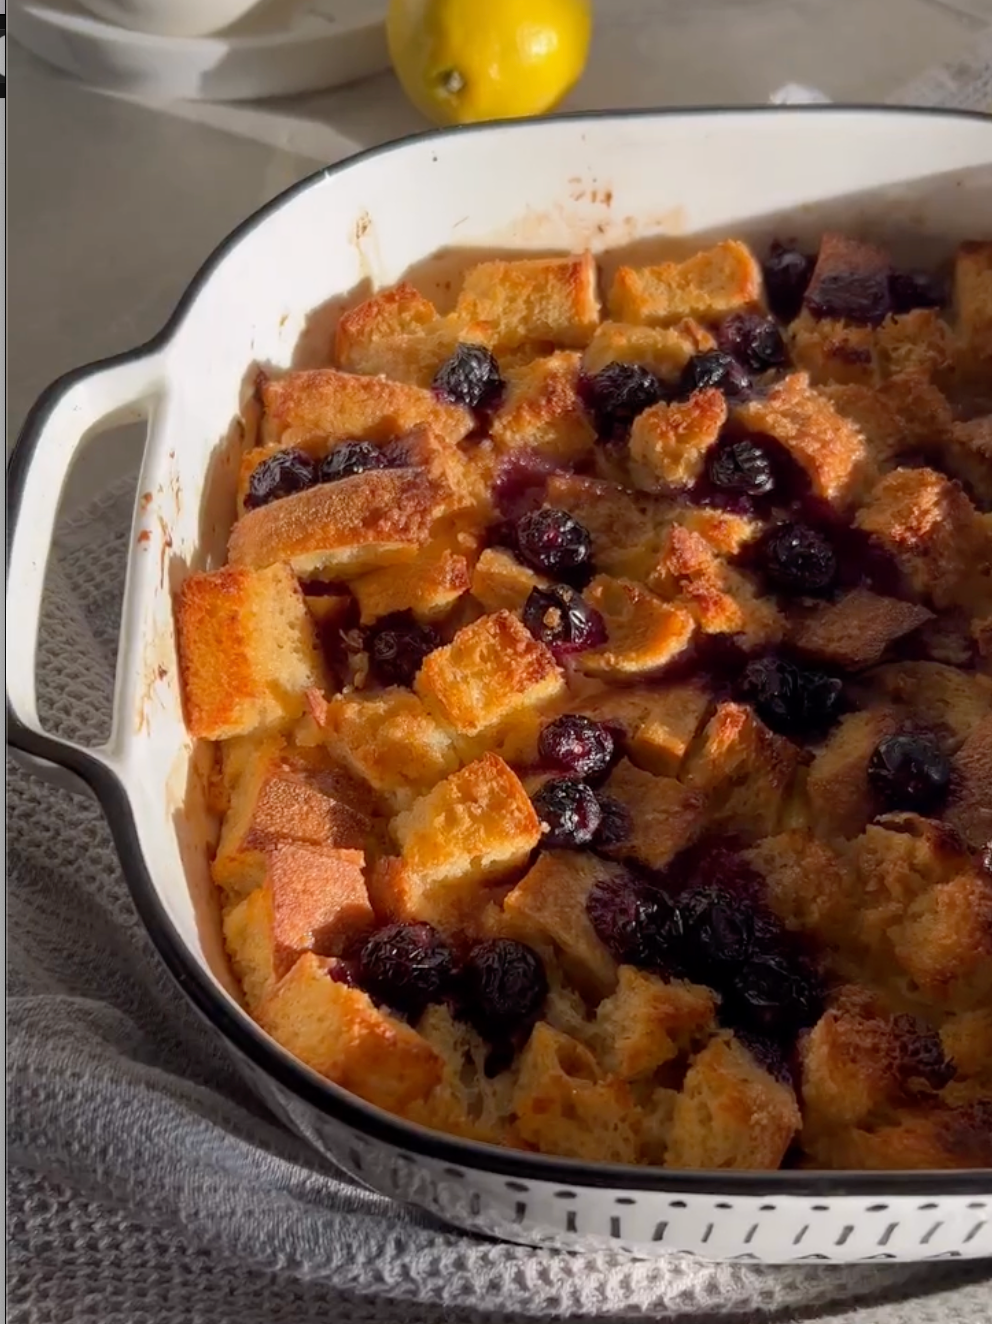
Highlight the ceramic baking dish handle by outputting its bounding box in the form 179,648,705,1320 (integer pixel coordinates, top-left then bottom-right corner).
6,351,165,796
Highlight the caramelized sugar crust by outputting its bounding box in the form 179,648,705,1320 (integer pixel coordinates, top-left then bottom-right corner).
177,234,992,1170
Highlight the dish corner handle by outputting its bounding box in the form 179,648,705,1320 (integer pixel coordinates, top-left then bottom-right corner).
6,351,165,797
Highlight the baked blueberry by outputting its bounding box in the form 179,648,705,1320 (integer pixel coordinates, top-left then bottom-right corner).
531,777,602,848
433,342,504,409
515,508,592,576
244,448,318,510
867,733,952,813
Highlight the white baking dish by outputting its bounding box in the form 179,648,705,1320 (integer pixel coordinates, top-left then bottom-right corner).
7,107,992,1263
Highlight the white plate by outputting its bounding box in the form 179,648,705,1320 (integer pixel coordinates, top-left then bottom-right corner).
10,0,389,101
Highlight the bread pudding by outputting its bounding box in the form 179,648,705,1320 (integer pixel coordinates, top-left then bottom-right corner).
176,232,992,1171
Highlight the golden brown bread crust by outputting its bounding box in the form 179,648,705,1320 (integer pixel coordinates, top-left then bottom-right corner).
176,564,327,741
579,576,695,678
470,547,549,614
577,682,711,777
945,715,992,850
545,473,676,581
490,350,596,464
627,388,727,492
454,252,601,349
583,318,715,379
590,968,716,1080
259,367,473,448
228,468,450,578
791,588,934,670
609,241,762,326
598,758,706,871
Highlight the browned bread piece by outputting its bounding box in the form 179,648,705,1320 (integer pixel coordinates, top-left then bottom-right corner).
854,661,992,750
410,1005,514,1145
211,757,373,901
335,282,437,365
953,240,992,370
799,993,953,1132
854,467,991,612
583,318,716,379
378,754,541,925
228,468,452,581
489,351,597,464
343,319,496,388
545,473,675,580
314,687,461,810
684,703,801,841
890,867,992,1012
223,844,373,1005
789,309,955,388
416,610,564,742
511,1022,641,1163
627,388,727,492
734,372,874,507
350,536,472,624
609,241,762,326
589,968,716,1080
791,588,934,670
256,952,444,1113
470,547,549,614
665,1033,801,1170
453,252,601,349
578,682,711,777
946,415,992,505
650,524,782,651
805,1100,992,1171
941,1007,992,1085
945,715,992,850
745,830,865,950
803,231,890,322
805,708,901,840
823,373,955,469
258,367,473,449
176,564,328,741
598,758,706,871
578,576,695,678
500,850,623,999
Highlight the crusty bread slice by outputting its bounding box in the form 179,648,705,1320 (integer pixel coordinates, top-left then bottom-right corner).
609,240,762,326
176,563,327,740
454,252,601,349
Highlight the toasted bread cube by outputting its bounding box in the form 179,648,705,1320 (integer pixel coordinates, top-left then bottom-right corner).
578,576,695,678
583,318,716,379
854,467,988,610
942,1008,992,1086
857,661,992,747
684,703,801,840
590,968,716,1080
579,683,711,777
627,388,727,492
316,688,461,809
745,831,866,950
489,351,596,464
824,374,955,469
947,416,992,505
805,708,901,840
470,547,549,614
734,372,873,506
788,311,877,386
804,232,890,323
501,851,622,999
665,1034,800,1170
258,367,472,448
946,716,992,851
454,253,601,349
389,753,541,901
599,758,706,871
650,524,782,650
176,564,327,741
350,538,471,624
224,844,372,1005
805,1104,992,1172
256,953,443,1113
410,1005,515,1145
511,1023,640,1163
791,588,933,670
546,473,674,580
228,469,450,580
609,240,762,326
335,282,437,359
954,240,992,365
892,870,992,1011
212,761,372,901
416,611,564,740
343,317,495,388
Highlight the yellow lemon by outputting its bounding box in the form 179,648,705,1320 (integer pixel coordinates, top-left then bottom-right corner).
387,0,592,127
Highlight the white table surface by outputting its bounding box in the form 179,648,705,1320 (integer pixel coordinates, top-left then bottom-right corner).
7,0,992,496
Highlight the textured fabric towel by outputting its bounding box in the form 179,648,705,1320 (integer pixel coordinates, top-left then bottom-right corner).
7,477,992,1324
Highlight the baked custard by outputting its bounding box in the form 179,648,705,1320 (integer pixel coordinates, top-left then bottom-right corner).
176,235,992,1170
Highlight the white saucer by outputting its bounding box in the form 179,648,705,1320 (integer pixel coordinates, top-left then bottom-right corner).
10,0,390,102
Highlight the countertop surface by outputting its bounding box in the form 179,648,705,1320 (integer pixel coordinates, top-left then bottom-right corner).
7,0,992,493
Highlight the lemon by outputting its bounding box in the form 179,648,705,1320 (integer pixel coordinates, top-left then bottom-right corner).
387,0,592,127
